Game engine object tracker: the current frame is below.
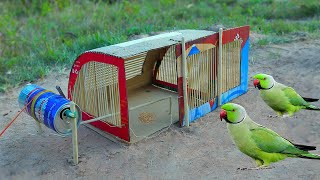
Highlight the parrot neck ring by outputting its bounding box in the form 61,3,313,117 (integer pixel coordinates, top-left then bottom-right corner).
258,82,274,90
226,115,246,124
224,114,246,124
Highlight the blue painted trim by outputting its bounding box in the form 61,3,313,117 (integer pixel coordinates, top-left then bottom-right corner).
182,98,218,126
221,38,250,104
211,98,218,111
188,45,200,56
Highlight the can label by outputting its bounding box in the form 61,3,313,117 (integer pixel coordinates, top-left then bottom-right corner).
33,91,56,127
45,95,69,131
18,84,81,135
26,88,45,115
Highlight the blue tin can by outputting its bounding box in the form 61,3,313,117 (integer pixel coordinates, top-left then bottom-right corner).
18,84,82,136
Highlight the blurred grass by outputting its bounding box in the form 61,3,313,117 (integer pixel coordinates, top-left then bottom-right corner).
0,0,319,92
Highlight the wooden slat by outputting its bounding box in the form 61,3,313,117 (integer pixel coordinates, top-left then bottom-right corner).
221,40,241,93
187,47,216,109
156,46,177,85
124,52,147,80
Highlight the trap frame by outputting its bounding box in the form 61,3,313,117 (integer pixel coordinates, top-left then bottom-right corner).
68,26,250,143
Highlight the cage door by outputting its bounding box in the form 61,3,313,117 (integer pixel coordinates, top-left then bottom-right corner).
72,61,122,127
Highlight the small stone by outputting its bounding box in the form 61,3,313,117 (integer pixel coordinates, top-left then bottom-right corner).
2,110,11,116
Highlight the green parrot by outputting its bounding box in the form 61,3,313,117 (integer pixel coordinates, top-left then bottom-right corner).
220,103,320,169
253,73,320,116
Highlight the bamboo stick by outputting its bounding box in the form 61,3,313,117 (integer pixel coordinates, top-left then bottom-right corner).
218,28,223,105
182,37,189,126
70,101,79,165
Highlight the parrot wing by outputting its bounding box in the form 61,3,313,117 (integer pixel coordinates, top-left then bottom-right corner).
282,87,309,107
250,127,307,155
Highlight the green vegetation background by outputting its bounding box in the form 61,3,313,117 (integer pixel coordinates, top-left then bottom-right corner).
0,0,319,92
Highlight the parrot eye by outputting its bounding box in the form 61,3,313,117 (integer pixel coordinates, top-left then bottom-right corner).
263,77,266,80
232,109,235,112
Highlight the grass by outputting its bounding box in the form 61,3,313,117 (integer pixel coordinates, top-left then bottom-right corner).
0,0,319,92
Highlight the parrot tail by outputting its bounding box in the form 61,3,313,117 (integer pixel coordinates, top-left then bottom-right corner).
293,143,316,151
306,105,320,111
302,97,319,102
298,153,320,159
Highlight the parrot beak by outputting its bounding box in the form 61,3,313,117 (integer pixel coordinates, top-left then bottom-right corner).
220,110,227,121
253,79,260,88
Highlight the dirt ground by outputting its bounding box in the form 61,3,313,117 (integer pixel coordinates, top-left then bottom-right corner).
0,36,320,179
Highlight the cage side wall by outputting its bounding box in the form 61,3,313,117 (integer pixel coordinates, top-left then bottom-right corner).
176,34,219,126
220,37,249,104
219,26,250,104
177,25,250,126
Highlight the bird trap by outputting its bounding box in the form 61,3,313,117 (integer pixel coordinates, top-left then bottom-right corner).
68,26,250,143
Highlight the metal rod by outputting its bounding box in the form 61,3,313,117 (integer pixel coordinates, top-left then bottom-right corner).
56,86,66,98
81,111,115,124
218,28,223,105
181,36,190,127
70,101,79,165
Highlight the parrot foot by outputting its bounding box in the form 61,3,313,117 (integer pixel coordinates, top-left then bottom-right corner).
237,166,274,170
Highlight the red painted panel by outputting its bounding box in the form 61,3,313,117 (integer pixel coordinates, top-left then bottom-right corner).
68,52,130,142
222,26,250,48
176,33,218,57
177,77,184,126
186,33,219,50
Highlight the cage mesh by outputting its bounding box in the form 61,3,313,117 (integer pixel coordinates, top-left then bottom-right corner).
156,46,177,85
72,61,121,127
124,52,147,80
187,47,217,109
221,40,241,93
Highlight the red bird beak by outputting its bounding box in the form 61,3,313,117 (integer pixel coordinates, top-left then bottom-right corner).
220,110,227,121
253,79,260,88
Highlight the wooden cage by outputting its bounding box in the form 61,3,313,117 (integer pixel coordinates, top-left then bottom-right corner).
68,26,250,143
